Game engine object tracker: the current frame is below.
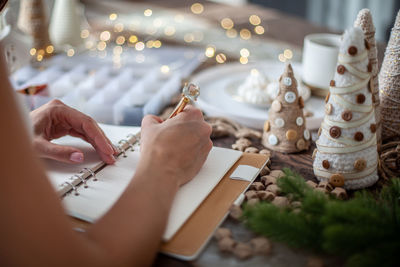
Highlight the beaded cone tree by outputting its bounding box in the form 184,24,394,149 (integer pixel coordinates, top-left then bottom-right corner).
261,63,311,153
379,10,400,140
354,8,381,149
313,27,379,190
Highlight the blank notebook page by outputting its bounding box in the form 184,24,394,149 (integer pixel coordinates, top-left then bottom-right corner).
45,124,242,241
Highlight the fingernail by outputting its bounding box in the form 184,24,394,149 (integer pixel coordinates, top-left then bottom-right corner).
70,152,84,163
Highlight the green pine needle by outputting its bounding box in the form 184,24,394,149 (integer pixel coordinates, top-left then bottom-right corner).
243,169,400,267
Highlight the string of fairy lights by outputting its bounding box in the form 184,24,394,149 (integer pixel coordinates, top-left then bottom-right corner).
28,2,294,67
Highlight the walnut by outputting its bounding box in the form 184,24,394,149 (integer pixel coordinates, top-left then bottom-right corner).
218,237,236,252
229,204,243,220
271,196,289,208
250,237,272,255
233,242,253,260
214,227,232,241
249,182,265,191
245,190,258,200
266,184,281,195
244,146,259,153
330,187,347,200
257,191,275,201
260,166,271,176
261,175,277,186
270,170,285,178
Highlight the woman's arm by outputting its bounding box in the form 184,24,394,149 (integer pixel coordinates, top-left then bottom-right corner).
0,50,212,266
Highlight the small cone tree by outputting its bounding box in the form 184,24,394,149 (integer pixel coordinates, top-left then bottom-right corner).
354,8,381,149
262,63,310,153
313,27,379,190
18,0,52,57
379,10,400,140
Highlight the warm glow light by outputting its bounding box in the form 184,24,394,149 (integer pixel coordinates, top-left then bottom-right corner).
251,68,259,75
240,29,251,40
221,18,234,30
135,42,145,51
240,48,250,58
37,49,44,56
67,48,75,57
184,33,194,43
249,15,261,25
205,46,215,58
109,13,117,20
160,65,170,74
174,14,184,23
30,48,36,56
45,45,54,54
254,25,265,35
226,28,237,38
284,49,293,59
114,23,124,32
191,3,204,14
116,35,125,45
129,35,138,43
144,9,152,16
240,57,248,64
80,29,90,38
215,53,226,63
153,40,162,48
97,41,107,51
100,31,111,41
36,54,43,61
278,53,286,62
164,26,176,36
146,40,154,48
113,46,123,54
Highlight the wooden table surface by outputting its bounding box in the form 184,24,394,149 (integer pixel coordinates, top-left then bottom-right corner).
81,1,384,266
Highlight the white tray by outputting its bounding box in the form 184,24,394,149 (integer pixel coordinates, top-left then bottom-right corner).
192,61,325,130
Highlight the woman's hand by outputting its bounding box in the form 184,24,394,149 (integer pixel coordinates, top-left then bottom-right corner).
30,99,116,164
139,106,213,187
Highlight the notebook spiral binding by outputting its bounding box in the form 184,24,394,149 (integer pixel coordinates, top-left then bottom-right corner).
58,132,141,197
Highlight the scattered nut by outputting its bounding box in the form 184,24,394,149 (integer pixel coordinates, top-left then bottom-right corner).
245,147,259,154
233,242,253,260
307,256,325,267
249,182,265,191
247,198,260,206
245,190,258,200
230,204,243,220
259,149,271,156
261,175,277,186
250,237,272,255
266,184,281,195
237,138,252,146
270,170,285,179
304,109,314,117
218,237,236,253
257,191,275,201
330,187,347,200
232,143,247,152
306,180,318,188
260,166,271,176
318,181,333,192
271,196,289,208
235,128,262,139
214,227,232,241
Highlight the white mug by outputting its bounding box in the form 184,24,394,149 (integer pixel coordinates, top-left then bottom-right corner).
302,33,341,96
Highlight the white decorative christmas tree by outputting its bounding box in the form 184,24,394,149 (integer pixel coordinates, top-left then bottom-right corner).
354,8,381,149
313,27,379,190
262,63,310,153
379,10,400,140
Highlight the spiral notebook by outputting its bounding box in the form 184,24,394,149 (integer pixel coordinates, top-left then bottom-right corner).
45,123,243,241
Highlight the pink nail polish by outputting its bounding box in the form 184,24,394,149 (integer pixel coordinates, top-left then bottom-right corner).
70,152,84,163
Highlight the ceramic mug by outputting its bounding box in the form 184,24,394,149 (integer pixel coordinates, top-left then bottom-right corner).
302,33,341,97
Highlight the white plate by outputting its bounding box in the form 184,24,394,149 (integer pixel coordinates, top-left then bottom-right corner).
192,61,325,130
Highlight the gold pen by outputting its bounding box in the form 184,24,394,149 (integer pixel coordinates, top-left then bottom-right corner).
169,83,200,118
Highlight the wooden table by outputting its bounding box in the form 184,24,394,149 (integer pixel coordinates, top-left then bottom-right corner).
81,1,384,266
